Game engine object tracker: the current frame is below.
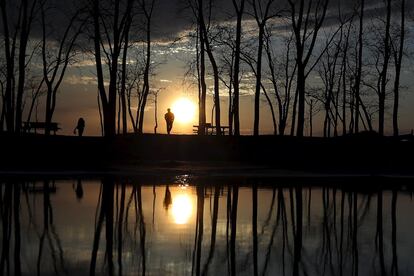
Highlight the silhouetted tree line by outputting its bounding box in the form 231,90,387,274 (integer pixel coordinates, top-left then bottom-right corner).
0,0,158,136
0,0,410,136
185,0,410,136
0,180,409,275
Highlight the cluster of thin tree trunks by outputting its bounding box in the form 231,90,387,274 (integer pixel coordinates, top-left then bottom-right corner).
0,180,405,275
0,0,407,137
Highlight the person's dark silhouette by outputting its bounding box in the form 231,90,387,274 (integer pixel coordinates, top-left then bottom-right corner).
164,108,175,135
74,117,85,136
163,185,172,210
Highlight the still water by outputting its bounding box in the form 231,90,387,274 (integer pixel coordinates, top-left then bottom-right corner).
1,176,414,275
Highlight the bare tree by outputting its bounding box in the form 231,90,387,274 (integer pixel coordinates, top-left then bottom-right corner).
192,1,208,135
136,0,155,134
151,88,163,134
40,0,84,135
0,60,6,130
91,0,135,137
317,26,344,137
338,10,354,135
352,0,365,134
392,0,406,136
241,47,278,135
378,0,392,136
287,0,330,137
118,2,134,134
231,0,245,136
193,0,221,135
0,0,39,133
125,54,145,132
264,29,297,136
216,26,236,135
249,0,277,136
188,0,222,135
25,75,45,123
15,0,39,133
196,22,207,135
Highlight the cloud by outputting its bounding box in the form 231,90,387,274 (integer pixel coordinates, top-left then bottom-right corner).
65,75,96,85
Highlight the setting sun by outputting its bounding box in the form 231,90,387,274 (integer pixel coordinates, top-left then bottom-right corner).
171,98,196,124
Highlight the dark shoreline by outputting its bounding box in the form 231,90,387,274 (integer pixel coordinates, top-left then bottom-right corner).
0,133,413,176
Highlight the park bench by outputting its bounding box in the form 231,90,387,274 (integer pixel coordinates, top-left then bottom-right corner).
22,122,61,135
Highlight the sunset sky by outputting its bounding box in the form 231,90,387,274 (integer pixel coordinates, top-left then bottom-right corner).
19,0,414,136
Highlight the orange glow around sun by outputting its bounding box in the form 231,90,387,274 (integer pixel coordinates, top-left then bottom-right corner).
171,98,196,124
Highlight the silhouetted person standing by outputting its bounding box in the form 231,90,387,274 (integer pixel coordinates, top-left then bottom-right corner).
164,108,175,134
74,117,85,136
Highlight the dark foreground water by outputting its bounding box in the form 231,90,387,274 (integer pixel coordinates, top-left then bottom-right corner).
1,176,414,275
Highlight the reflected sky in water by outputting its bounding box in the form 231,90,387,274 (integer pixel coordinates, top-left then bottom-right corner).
1,178,414,275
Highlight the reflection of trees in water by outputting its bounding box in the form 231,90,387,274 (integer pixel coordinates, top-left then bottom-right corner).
1,183,15,275
0,180,407,275
0,181,65,276
89,180,147,276
37,181,66,276
192,185,204,276
201,185,220,276
189,185,403,276
230,184,239,276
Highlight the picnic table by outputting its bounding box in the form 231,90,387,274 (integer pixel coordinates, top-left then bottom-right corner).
193,123,230,135
22,122,61,135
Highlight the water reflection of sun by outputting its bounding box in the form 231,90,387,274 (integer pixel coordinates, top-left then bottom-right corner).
171,190,193,225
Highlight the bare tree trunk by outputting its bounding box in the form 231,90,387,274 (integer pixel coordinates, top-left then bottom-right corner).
341,20,353,135
253,24,264,136
290,87,298,136
228,53,234,136
0,83,5,130
288,0,330,137
309,99,313,137
0,0,18,132
120,17,132,134
127,89,137,132
97,92,104,136
107,1,121,138
41,3,82,135
296,64,305,136
15,0,32,133
354,0,365,134
251,0,275,136
26,79,44,123
198,0,207,135
199,2,221,135
138,0,154,134
92,0,134,137
93,0,110,136
262,85,277,135
378,0,392,136
359,96,373,131
231,0,245,136
154,92,158,134
392,0,405,136
264,30,294,136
